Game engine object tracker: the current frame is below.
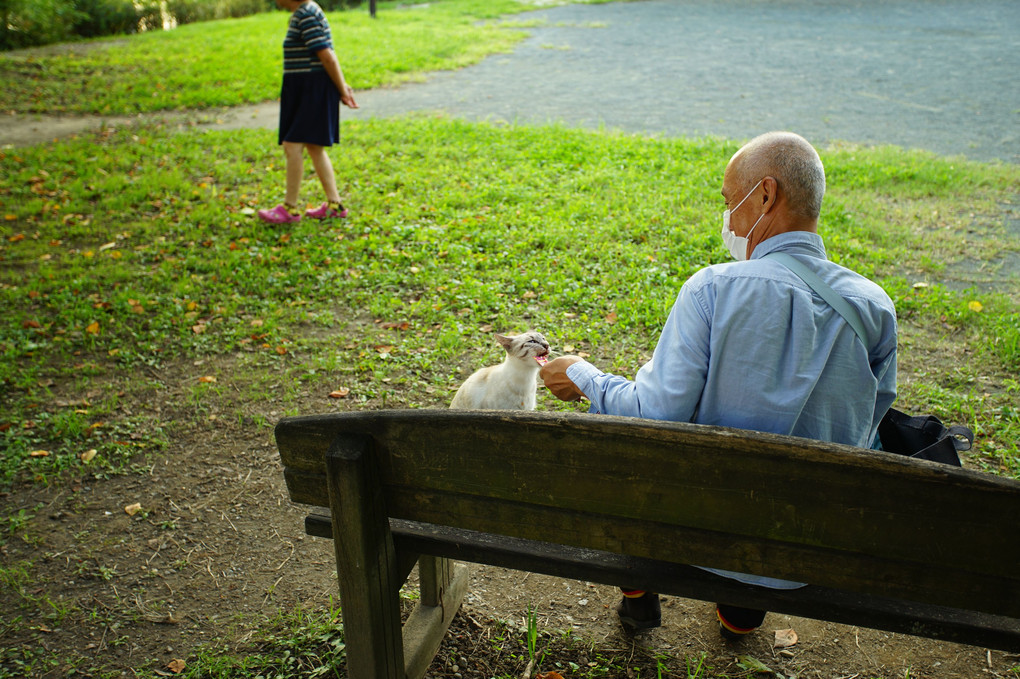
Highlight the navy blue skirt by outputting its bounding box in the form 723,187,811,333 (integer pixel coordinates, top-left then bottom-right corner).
278,70,341,146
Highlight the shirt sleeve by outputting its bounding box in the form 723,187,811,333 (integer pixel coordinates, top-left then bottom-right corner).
869,315,898,442
566,281,711,422
299,11,332,52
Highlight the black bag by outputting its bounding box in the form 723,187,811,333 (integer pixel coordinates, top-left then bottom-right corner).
877,408,973,467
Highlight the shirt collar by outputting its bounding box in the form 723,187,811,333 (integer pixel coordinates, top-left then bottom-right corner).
750,230,828,261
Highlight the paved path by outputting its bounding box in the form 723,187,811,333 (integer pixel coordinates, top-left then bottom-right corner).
220,0,1019,164
4,0,1018,163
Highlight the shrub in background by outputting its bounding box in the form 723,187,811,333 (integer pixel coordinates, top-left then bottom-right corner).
136,0,164,30
215,0,273,20
73,0,139,38
318,0,362,9
165,0,216,25
1,0,272,48
1,0,82,49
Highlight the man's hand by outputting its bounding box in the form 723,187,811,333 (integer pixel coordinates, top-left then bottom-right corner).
540,356,587,402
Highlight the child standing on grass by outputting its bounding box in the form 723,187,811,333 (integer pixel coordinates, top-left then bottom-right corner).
258,0,359,225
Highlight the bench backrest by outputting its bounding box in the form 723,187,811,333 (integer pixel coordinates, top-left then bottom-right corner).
276,409,1020,618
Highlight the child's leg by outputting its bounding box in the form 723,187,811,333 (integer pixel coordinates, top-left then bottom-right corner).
305,144,342,204
283,141,305,207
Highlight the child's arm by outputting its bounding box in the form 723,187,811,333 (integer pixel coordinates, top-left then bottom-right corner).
316,48,358,108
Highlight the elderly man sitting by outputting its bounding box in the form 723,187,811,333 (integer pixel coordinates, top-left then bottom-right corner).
541,131,898,638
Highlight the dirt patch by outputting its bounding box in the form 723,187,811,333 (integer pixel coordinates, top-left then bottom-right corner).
1,344,1016,678
0,107,252,149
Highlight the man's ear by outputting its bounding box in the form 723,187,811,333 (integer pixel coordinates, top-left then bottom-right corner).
761,176,779,213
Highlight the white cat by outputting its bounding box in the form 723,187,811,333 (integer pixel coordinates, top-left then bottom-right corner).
449,332,551,410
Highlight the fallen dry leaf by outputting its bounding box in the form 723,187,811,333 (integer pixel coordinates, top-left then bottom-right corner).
124,502,142,516
192,324,206,334
81,449,97,463
85,321,100,334
329,388,351,399
605,311,618,324
774,628,798,648
167,658,186,673
198,376,216,383
536,673,564,679
29,450,50,457
22,319,41,329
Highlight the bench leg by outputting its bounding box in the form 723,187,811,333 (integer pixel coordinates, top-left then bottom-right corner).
419,555,453,607
403,558,470,679
327,435,404,679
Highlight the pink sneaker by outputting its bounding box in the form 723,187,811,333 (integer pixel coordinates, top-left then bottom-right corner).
258,204,302,224
305,202,348,220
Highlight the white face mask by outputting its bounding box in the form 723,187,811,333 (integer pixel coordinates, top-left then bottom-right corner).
721,178,764,261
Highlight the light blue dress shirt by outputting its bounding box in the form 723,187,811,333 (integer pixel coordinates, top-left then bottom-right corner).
566,231,898,588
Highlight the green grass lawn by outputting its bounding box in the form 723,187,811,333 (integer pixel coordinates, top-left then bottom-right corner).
1,114,1018,678
0,0,533,114
1,1,1019,676
2,115,1018,487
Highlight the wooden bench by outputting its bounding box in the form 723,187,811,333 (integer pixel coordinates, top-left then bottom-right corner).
275,409,1020,678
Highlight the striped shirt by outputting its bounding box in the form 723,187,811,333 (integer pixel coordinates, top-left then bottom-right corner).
283,1,333,74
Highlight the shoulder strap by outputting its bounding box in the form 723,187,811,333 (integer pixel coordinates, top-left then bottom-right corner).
765,252,868,344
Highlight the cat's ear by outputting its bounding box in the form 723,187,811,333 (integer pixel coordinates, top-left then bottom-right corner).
494,333,514,349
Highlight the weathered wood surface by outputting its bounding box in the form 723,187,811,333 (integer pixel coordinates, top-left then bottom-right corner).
326,435,474,679
277,409,1020,619
303,514,1020,651
401,560,469,679
327,435,404,679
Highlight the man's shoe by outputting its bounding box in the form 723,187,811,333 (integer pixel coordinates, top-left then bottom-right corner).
615,592,661,632
258,204,302,224
305,201,348,219
717,605,761,640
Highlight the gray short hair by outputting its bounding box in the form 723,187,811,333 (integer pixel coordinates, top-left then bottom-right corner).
735,132,826,219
